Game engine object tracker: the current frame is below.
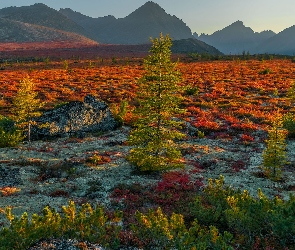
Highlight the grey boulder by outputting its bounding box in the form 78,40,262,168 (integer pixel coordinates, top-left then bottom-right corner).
32,95,117,140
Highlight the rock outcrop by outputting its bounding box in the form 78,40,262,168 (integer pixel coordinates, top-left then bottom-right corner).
32,95,117,140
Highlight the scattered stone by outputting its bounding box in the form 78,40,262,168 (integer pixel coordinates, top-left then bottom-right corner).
32,95,117,140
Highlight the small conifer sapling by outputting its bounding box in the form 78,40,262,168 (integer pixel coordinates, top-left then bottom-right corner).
127,33,185,172
262,114,288,181
12,77,44,142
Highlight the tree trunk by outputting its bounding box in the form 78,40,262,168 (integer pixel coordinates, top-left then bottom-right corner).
28,121,31,143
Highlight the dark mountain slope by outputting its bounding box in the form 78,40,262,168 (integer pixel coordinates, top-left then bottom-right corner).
171,38,223,55
59,8,117,43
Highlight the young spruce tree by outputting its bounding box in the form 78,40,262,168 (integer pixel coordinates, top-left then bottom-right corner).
262,113,288,181
127,33,185,172
12,77,44,142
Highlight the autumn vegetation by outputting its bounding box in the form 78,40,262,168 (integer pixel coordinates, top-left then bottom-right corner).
0,38,295,249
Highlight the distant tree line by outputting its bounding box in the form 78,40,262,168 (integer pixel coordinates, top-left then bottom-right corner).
187,52,295,62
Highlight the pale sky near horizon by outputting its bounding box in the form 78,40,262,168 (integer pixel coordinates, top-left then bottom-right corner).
0,0,294,35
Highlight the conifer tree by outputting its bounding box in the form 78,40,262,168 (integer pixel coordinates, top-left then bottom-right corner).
282,81,295,137
12,77,44,142
127,33,185,172
287,81,295,103
262,113,287,181
0,115,24,147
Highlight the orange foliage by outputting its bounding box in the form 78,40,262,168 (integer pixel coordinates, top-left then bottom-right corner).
0,187,21,196
1,59,295,133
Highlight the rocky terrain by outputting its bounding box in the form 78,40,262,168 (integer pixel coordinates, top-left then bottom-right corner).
1,124,295,227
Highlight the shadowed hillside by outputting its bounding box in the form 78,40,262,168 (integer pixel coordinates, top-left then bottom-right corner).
0,3,88,37
58,8,117,44
171,38,223,55
0,17,98,44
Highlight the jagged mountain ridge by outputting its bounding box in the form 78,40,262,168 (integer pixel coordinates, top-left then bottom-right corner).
60,1,193,44
198,21,276,54
253,25,295,55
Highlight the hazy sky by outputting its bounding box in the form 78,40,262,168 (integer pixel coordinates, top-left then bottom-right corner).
0,0,294,34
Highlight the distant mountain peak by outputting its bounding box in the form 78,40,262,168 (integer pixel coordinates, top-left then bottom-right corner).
254,25,295,55
142,1,163,9
198,20,277,54
231,20,244,26
224,20,249,31
145,1,161,6
127,1,166,19
1,1,193,45
32,3,48,7
30,3,54,10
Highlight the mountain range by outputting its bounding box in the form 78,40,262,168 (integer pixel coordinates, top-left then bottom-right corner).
59,1,193,44
196,21,276,54
196,21,295,55
0,1,294,55
253,25,295,55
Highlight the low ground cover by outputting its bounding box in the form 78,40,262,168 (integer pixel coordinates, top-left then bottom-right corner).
0,56,295,248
